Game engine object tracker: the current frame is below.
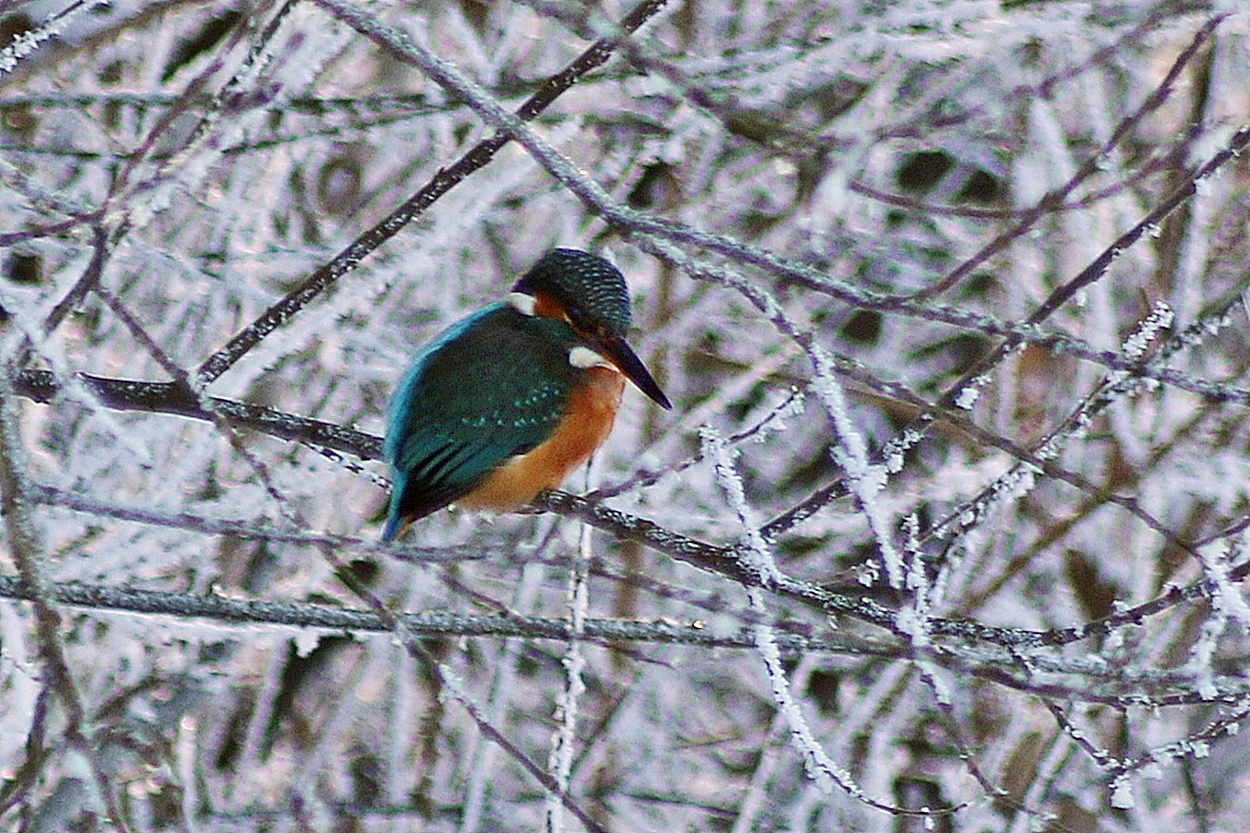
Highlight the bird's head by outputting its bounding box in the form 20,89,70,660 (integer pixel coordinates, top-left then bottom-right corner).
509,249,671,410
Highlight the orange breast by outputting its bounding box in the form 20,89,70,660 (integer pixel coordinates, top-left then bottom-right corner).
459,367,626,511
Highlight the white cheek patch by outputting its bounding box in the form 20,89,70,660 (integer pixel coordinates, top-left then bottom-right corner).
507,292,536,316
568,346,618,371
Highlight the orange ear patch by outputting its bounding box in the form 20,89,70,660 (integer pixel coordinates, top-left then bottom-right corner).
531,290,570,321
459,368,626,511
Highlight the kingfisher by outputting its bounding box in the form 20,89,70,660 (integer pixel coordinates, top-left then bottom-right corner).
382,248,671,541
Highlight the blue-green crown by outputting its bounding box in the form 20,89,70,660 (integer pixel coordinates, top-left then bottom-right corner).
512,248,632,336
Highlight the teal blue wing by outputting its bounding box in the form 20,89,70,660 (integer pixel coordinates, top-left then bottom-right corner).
383,304,577,539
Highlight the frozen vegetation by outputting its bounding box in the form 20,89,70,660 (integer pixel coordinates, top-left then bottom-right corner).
1,0,1249,830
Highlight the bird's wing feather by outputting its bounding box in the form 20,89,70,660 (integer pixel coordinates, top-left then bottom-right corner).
385,304,579,526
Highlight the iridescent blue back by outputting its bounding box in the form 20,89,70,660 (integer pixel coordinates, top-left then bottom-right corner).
383,302,582,539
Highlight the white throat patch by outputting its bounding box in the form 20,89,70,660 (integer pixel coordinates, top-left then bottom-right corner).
568,346,617,371
506,292,536,316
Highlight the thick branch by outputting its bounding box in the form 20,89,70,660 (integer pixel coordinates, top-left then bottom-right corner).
16,366,1250,653
0,574,845,653
14,368,380,459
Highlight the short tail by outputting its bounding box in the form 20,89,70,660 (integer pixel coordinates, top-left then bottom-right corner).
382,471,406,542
381,512,405,543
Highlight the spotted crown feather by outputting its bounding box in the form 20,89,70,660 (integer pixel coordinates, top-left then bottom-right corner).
511,248,632,335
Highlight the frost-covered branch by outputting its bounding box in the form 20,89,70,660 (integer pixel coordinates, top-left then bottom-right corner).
5,2,1249,827
17,361,1250,659
195,0,669,385
0,573,843,651
319,0,1250,409
0,349,130,831
13,368,381,458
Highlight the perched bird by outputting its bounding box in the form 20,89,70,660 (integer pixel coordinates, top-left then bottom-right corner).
382,248,671,541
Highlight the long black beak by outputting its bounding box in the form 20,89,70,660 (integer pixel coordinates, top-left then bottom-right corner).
596,336,672,410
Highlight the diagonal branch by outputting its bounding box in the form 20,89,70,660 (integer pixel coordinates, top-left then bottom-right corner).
194,0,669,385
16,363,1250,653
313,0,1250,404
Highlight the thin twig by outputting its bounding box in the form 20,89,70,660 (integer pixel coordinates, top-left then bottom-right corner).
194,0,670,385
